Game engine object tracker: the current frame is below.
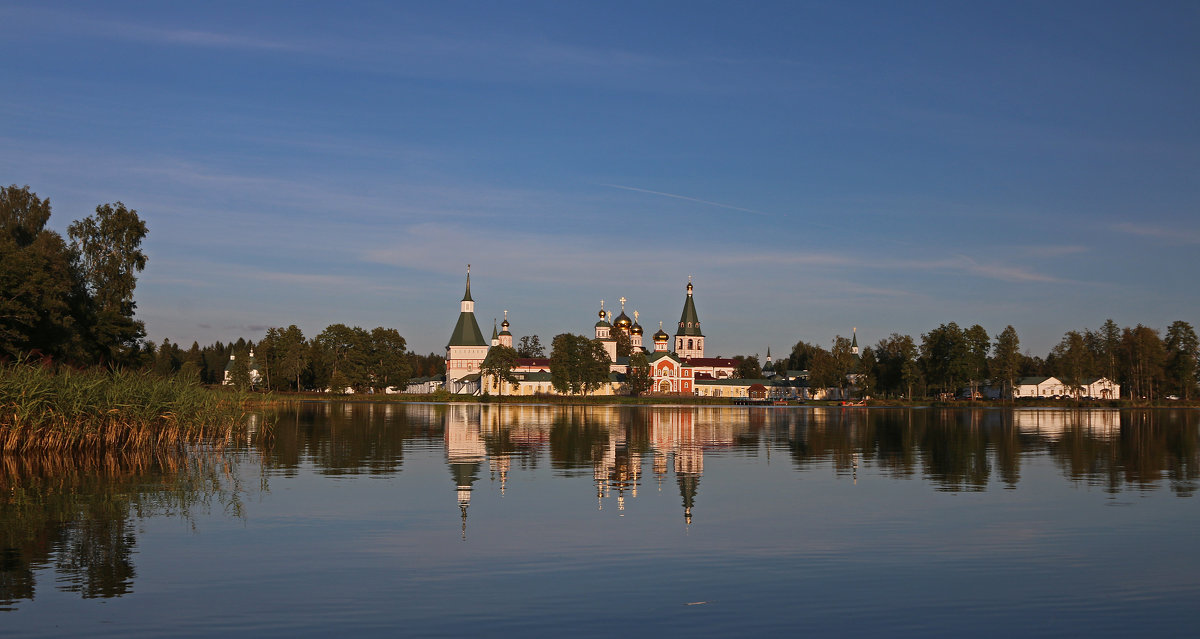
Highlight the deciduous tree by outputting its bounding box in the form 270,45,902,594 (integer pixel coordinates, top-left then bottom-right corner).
481,345,519,395
68,202,148,366
550,333,610,395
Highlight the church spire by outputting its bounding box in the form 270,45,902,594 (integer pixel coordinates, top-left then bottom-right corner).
463,264,473,302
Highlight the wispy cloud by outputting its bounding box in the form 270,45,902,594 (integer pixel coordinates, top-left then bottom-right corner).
1112,222,1200,245
1,6,299,52
948,255,1068,284
601,184,767,215
107,22,297,51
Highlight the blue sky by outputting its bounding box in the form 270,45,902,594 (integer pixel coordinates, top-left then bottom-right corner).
3,1,1198,358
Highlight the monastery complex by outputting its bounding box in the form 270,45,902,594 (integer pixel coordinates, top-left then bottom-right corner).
437,266,786,398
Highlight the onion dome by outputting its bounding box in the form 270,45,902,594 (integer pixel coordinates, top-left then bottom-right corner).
631,322,643,335
653,322,669,342
499,310,511,336
595,300,611,327
613,297,633,331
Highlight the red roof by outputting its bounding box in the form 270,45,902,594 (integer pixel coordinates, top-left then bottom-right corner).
515,358,550,367
684,357,738,367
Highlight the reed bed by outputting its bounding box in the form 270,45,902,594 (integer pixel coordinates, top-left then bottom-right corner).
0,362,262,453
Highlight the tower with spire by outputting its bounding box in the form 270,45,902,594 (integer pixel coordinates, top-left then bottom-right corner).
445,265,489,384
852,327,859,357
674,278,705,359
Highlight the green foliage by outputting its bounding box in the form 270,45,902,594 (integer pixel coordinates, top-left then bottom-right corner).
0,185,83,361
68,202,148,366
991,325,1021,399
1164,320,1198,400
229,351,253,391
920,323,971,396
625,352,653,397
549,333,610,395
733,354,762,379
787,340,821,372
1050,330,1095,395
873,333,920,398
856,347,877,398
516,335,545,358
367,327,410,391
1121,324,1166,400
481,345,519,395
613,329,632,358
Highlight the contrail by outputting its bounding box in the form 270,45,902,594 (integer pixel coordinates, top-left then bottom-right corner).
601,183,766,215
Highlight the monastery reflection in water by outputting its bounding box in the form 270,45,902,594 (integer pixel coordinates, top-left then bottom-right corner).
445,404,723,534
433,404,1198,534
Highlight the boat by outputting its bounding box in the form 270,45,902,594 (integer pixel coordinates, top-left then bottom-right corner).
840,399,867,407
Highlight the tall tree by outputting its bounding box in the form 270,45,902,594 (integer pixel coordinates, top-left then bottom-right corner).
787,340,822,372
874,333,919,398
856,347,877,399
367,327,409,392
516,335,545,358
829,336,856,398
316,324,370,391
920,323,970,398
1098,319,1122,382
480,345,519,396
1121,325,1165,401
964,324,991,399
991,326,1021,400
68,202,148,366
1051,330,1094,397
0,185,82,361
1164,320,1199,400
276,325,307,391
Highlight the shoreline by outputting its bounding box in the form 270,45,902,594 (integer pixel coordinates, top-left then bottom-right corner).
248,391,1200,409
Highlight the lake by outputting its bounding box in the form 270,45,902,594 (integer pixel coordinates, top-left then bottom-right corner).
2,404,1198,637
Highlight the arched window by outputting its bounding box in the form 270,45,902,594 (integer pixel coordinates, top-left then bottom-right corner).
688,339,693,350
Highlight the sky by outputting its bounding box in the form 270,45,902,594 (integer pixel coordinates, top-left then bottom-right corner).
2,1,1198,358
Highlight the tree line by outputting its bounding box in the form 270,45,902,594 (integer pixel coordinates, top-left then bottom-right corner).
149,327,446,393
777,320,1198,401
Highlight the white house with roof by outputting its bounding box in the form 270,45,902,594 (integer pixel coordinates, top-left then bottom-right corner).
988,376,1121,400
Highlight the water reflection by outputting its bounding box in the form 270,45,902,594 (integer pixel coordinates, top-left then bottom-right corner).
423,405,1197,530
0,449,251,610
3,405,1196,612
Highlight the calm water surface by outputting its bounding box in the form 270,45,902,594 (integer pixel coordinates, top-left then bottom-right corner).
3,404,1198,637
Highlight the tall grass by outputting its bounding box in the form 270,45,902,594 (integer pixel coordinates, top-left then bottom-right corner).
0,362,263,452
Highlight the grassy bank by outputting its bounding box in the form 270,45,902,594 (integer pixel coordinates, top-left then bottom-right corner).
0,362,262,453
